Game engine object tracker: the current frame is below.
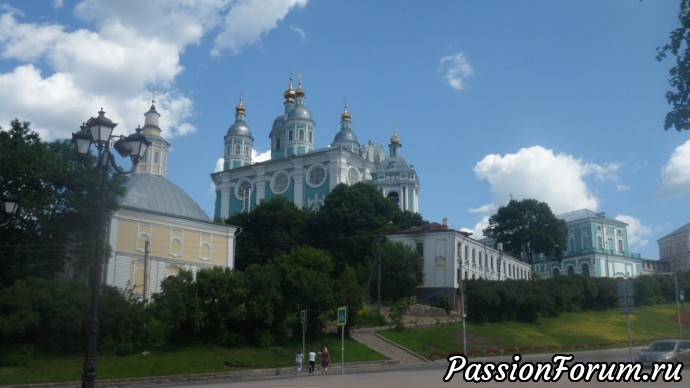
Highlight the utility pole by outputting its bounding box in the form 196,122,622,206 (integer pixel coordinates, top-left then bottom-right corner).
377,235,383,316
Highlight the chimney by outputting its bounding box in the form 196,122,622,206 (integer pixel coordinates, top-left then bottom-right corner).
442,218,449,227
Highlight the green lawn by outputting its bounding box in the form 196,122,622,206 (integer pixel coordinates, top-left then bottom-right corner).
380,302,690,359
0,336,384,386
1,303,688,385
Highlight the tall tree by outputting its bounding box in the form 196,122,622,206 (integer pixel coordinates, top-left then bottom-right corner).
0,120,124,287
657,0,690,131
483,198,567,264
309,182,426,274
379,241,424,303
226,196,310,270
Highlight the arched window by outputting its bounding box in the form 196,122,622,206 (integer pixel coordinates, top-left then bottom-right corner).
386,191,400,207
289,130,294,141
299,129,304,140
582,263,590,277
553,268,560,277
234,144,241,155
567,266,575,276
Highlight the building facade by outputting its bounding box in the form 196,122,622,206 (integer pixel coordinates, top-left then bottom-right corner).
211,77,421,219
658,222,690,272
387,221,532,302
532,209,643,278
105,102,237,299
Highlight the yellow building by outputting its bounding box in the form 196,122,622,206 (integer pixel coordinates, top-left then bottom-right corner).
104,101,237,299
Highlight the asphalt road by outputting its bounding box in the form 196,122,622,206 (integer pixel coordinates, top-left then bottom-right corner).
141,347,688,388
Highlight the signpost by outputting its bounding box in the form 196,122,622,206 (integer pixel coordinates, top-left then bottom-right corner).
337,306,347,375
617,278,635,362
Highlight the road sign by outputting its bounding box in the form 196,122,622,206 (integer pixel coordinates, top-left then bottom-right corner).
337,306,347,326
300,309,306,324
617,278,635,315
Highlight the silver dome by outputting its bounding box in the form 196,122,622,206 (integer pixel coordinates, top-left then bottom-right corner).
120,174,210,221
377,156,411,172
271,114,285,134
227,120,253,138
333,128,359,143
286,105,313,121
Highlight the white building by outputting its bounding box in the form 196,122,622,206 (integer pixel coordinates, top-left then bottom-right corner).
387,221,531,302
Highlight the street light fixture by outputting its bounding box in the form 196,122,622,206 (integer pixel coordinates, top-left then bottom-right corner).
0,194,19,227
72,108,150,388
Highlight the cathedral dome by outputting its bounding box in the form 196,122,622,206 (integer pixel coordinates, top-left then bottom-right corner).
333,128,359,143
120,174,210,221
286,105,313,121
271,114,285,134
226,120,253,138
377,155,411,172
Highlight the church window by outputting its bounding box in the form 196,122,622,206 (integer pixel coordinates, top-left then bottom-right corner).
347,167,359,185
416,242,424,256
235,179,253,213
154,151,160,164
306,164,326,187
276,137,282,150
289,130,294,141
299,129,304,140
169,229,184,258
244,145,250,156
308,130,313,142
226,145,231,155
234,144,241,155
386,191,399,207
271,171,290,194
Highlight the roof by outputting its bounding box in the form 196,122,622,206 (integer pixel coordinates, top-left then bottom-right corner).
658,222,690,241
557,209,628,227
119,174,210,221
393,222,452,234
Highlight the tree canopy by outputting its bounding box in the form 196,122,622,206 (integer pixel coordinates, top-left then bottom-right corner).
0,120,124,287
483,198,567,264
657,0,690,131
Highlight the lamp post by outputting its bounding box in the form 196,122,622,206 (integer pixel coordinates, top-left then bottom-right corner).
72,108,150,388
0,194,19,227
377,235,384,316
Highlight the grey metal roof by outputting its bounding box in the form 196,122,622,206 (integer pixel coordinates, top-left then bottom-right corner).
226,120,253,138
271,114,285,134
333,128,359,144
285,105,313,121
376,155,411,172
557,209,627,227
119,174,210,221
658,222,690,241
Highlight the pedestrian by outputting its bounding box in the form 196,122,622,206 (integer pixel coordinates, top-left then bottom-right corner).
308,349,316,375
295,350,303,374
321,346,330,374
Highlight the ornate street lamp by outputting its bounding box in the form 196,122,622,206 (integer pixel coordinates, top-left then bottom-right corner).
72,108,150,388
0,194,19,227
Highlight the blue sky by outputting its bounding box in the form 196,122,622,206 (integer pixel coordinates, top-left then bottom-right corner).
0,0,687,260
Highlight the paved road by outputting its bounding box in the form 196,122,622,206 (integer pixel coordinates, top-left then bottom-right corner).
146,362,689,388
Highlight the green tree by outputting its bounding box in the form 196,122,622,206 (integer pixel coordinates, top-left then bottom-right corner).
379,241,424,303
226,196,310,270
310,182,426,275
0,120,124,287
657,0,690,131
268,246,337,337
483,198,567,264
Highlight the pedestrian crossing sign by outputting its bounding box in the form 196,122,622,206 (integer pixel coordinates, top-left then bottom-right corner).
337,306,347,326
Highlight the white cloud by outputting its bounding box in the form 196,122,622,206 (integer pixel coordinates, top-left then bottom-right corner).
0,0,307,141
657,140,690,200
290,25,306,43
474,145,600,216
252,148,271,163
438,52,473,90
614,214,653,251
212,0,308,56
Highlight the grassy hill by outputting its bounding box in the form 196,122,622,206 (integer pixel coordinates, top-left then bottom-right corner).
1,302,688,385
380,302,690,360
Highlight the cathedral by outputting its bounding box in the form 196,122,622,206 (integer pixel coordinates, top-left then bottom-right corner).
211,77,421,219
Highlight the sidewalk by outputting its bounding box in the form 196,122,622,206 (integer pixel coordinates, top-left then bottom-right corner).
350,326,431,365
